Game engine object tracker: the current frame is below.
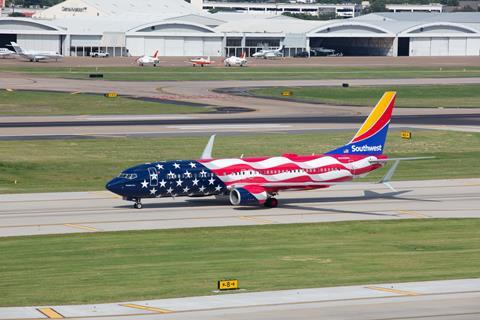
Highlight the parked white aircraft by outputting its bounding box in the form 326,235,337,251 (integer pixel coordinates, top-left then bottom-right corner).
0,48,15,58
224,52,247,67
10,42,62,62
137,50,160,67
252,46,284,59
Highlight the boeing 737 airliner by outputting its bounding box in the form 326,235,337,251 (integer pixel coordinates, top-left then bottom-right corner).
106,92,427,209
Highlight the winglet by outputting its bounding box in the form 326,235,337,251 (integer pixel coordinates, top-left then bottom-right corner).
200,134,216,159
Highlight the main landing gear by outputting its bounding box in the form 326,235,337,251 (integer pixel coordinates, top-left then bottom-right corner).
264,197,278,208
133,199,143,209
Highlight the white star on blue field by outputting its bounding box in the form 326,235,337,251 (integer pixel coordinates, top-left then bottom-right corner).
145,160,226,197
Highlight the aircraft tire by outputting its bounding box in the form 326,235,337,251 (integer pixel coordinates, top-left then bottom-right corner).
133,202,143,209
264,197,278,208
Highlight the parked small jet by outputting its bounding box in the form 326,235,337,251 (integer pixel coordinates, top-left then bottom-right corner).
252,46,284,59
0,48,15,58
10,42,62,62
188,56,214,67
224,52,247,67
107,92,431,209
137,50,160,67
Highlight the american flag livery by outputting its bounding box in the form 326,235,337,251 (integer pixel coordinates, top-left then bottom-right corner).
106,92,397,209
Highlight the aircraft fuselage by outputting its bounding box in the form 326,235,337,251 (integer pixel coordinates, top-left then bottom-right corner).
106,154,385,207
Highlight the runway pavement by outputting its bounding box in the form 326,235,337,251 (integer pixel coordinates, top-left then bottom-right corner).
1,279,479,320
1,178,478,238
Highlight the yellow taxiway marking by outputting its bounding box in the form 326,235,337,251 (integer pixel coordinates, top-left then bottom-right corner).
366,286,420,296
64,223,99,232
463,183,480,187
239,216,273,224
37,308,64,319
398,210,430,219
120,303,173,314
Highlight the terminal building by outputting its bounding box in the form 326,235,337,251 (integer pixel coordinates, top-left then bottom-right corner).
0,0,479,57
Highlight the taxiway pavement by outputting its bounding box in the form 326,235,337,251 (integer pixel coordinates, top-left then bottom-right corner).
2,77,480,121
1,279,479,320
1,178,478,238
1,76,480,139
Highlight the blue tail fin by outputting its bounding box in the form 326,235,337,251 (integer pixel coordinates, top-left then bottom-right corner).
326,91,396,155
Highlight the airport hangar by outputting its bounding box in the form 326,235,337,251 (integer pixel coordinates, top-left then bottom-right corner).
0,0,479,57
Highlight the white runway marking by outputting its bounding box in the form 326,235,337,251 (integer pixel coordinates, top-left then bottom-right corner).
168,124,291,130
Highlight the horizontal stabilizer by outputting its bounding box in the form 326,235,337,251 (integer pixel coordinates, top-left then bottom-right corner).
377,156,434,191
370,156,435,164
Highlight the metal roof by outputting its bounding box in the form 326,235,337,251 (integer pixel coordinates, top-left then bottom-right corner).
81,0,205,17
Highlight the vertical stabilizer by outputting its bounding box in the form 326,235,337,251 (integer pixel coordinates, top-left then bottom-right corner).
326,91,396,155
10,42,23,54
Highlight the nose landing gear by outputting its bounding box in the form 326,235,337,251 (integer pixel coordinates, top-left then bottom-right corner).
133,199,143,209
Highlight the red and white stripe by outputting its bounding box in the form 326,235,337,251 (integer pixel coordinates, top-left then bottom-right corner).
199,154,384,191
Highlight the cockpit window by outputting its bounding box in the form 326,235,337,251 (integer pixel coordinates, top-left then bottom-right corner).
118,173,137,180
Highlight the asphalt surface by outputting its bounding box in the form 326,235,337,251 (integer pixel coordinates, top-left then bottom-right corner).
1,62,479,319
1,113,479,128
2,76,480,121
1,178,478,237
1,76,480,139
1,279,479,320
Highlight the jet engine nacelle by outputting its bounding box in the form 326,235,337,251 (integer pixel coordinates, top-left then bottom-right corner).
229,186,267,206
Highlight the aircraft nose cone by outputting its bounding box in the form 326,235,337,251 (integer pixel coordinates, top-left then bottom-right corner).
106,178,124,195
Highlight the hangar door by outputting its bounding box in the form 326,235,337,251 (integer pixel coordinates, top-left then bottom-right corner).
410,38,430,56
466,38,480,56
0,34,16,49
431,38,448,56
449,38,467,56
142,37,165,56
309,37,395,56
184,38,204,56
165,37,184,56
17,34,61,53
203,38,222,56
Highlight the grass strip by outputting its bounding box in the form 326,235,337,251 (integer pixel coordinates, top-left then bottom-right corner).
0,130,478,193
251,84,480,108
0,90,208,116
1,219,479,306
